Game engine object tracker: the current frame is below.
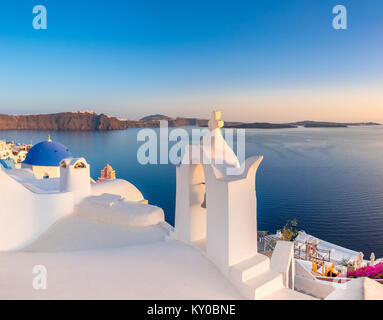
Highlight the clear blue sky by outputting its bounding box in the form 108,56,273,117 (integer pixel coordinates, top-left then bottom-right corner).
0,0,382,122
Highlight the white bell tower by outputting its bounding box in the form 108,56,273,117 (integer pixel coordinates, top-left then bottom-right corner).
59,157,91,204
174,111,263,276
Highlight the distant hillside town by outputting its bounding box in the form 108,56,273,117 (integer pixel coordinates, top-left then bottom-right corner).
0,139,32,168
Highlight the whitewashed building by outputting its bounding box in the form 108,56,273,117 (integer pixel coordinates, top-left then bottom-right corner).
21,137,72,179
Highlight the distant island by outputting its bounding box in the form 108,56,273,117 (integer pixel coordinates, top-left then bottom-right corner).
290,121,380,128
225,122,297,129
0,111,380,131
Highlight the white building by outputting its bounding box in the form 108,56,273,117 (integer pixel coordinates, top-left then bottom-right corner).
21,137,72,179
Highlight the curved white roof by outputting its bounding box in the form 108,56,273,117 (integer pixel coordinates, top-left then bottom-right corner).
91,179,144,202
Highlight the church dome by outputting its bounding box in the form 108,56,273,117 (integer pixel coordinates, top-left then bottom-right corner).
23,140,73,166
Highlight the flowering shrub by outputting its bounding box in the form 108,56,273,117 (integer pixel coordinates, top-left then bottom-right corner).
347,262,383,280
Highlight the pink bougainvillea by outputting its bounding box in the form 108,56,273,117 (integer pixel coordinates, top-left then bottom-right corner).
347,262,383,280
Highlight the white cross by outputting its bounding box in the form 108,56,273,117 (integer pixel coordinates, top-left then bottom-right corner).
208,110,224,130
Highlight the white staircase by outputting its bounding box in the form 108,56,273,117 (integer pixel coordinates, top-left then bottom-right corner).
230,254,316,300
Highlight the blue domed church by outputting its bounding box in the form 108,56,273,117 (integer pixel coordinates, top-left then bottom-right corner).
22,136,73,179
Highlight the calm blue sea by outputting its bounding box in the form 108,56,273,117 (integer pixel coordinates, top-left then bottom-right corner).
2,126,383,257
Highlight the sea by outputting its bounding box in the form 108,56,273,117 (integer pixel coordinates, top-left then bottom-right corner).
2,126,383,257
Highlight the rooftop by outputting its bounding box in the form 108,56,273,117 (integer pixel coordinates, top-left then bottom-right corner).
0,214,242,299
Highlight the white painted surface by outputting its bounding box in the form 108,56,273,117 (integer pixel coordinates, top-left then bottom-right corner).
91,179,144,202
0,157,155,251
21,163,60,179
76,195,164,228
0,241,242,300
295,259,316,280
270,241,295,289
295,275,335,299
230,254,270,283
241,269,284,299
0,166,74,251
21,215,169,252
7,168,60,192
59,157,91,204
325,277,383,300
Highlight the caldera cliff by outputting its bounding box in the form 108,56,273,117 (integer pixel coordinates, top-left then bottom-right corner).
0,112,209,131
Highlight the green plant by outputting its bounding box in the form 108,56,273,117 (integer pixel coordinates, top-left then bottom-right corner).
278,219,299,241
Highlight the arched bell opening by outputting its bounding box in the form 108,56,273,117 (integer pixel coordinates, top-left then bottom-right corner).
74,162,87,169
189,163,207,251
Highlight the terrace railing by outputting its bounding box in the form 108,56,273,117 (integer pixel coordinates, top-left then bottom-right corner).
258,233,277,252
294,240,332,263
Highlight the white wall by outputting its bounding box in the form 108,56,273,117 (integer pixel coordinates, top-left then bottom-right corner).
33,166,60,179
270,241,295,289
294,260,335,299
204,165,230,273
22,163,60,179
295,276,335,299
227,177,258,266
0,167,74,251
218,156,262,271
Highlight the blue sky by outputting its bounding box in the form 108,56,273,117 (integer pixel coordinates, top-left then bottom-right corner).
0,0,382,122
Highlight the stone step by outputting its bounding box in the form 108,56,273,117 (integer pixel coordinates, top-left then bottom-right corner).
261,288,318,300
237,270,284,300
230,254,270,283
